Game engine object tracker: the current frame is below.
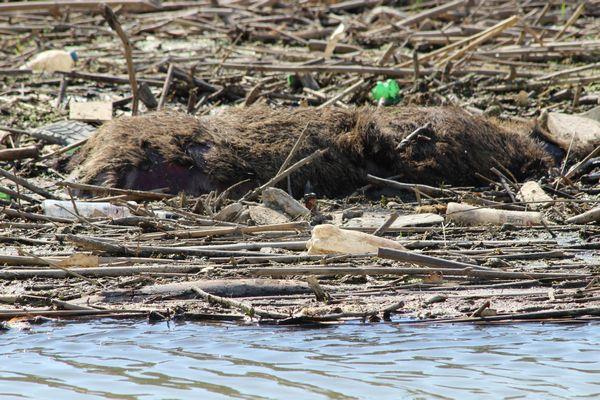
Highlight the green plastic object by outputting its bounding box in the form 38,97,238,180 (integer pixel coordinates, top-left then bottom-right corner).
65,146,81,156
371,79,400,104
287,74,300,89
0,191,10,201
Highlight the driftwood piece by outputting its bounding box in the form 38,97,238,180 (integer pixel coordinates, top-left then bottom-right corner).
243,149,327,201
566,207,600,225
0,168,57,199
428,307,600,324
58,181,172,200
2,208,71,223
59,234,277,258
366,174,453,197
564,145,600,180
0,146,39,161
262,187,310,218
393,0,468,29
373,212,399,236
0,186,39,203
377,247,489,270
137,82,157,110
157,63,175,109
0,309,146,321
102,5,139,115
139,221,307,240
250,266,587,280
395,123,432,151
0,0,159,13
136,279,312,298
306,276,331,303
192,287,287,319
0,265,205,279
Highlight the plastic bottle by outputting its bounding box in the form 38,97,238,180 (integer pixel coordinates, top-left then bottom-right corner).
445,202,543,226
22,50,78,73
42,200,130,219
371,79,401,105
306,224,405,255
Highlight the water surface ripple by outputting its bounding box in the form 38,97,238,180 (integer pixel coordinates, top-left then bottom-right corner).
0,320,598,399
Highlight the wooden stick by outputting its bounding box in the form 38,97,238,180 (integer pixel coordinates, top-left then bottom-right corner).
554,3,585,40
564,145,600,180
0,0,158,13
211,62,420,78
317,78,364,109
0,265,205,279
51,299,100,311
58,181,172,200
393,0,468,29
373,212,399,236
39,137,88,161
377,247,489,270
470,300,490,318
158,62,175,109
0,168,57,199
276,122,311,175
431,307,600,324
250,266,586,280
0,186,39,203
192,287,287,319
1,208,71,223
366,174,452,197
18,249,101,286
0,309,147,320
566,207,600,225
0,146,39,161
101,5,139,115
396,122,432,151
139,221,308,240
243,149,326,201
398,15,518,69
59,233,297,258
436,16,520,66
55,75,68,109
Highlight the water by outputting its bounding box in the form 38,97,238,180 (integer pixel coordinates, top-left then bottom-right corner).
0,320,598,399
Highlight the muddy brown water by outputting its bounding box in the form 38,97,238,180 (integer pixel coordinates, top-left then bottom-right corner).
0,320,598,399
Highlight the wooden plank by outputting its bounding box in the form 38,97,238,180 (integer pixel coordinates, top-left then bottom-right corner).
69,101,113,122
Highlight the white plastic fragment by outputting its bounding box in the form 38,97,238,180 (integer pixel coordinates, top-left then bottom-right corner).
22,49,77,73
306,223,405,255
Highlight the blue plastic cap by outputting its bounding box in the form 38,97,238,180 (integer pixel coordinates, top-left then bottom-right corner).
70,51,78,62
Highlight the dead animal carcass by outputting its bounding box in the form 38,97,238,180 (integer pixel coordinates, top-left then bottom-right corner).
67,106,555,197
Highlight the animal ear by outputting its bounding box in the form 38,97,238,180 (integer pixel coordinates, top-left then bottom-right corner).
528,122,567,165
529,122,568,149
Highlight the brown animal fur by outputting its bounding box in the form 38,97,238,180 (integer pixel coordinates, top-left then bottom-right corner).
68,106,554,197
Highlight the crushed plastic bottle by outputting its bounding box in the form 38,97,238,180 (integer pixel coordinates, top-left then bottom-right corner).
446,202,543,226
371,79,401,105
42,200,130,220
22,49,78,73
